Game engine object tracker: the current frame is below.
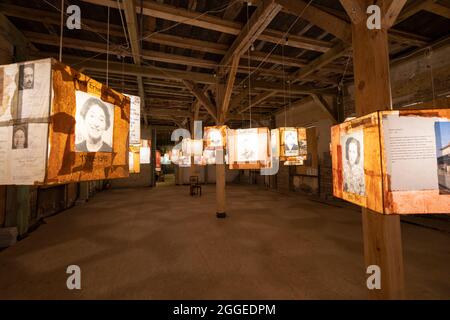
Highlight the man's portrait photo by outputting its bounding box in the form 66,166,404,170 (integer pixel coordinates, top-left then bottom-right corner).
19,64,34,90
12,124,28,149
75,91,114,153
341,130,365,196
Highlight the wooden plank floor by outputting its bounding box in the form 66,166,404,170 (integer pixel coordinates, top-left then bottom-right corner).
0,184,449,299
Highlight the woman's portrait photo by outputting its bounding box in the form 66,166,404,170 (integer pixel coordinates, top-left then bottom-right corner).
75,91,114,153
208,129,223,147
12,124,28,149
19,63,34,90
341,130,365,195
284,129,299,156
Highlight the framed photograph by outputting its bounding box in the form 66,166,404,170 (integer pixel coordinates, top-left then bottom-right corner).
75,91,115,153
19,63,34,90
340,129,365,196
204,125,228,149
12,123,28,149
283,128,299,156
236,128,259,162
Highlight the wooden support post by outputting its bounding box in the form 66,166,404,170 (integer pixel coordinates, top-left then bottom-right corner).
16,186,30,237
341,0,406,299
215,149,226,218
77,182,89,204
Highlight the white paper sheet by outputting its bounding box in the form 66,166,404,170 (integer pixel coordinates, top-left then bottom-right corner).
0,124,48,184
236,128,259,162
125,94,141,145
140,147,150,164
382,114,439,191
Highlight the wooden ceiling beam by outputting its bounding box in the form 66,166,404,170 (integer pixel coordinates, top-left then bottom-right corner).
423,1,450,20
80,0,332,52
290,42,350,82
218,0,282,122
182,80,218,123
221,0,282,67
233,91,278,114
276,0,352,43
382,0,409,28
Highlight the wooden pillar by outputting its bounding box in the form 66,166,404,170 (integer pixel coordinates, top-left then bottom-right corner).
16,186,30,236
215,150,226,218
342,0,406,299
151,127,157,186
216,81,227,218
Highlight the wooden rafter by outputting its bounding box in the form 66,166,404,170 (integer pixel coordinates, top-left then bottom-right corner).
276,0,352,43
122,0,148,125
182,80,218,123
80,0,331,52
217,0,282,123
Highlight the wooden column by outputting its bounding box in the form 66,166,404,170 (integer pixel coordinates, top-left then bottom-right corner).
215,150,226,218
341,0,406,299
216,82,226,219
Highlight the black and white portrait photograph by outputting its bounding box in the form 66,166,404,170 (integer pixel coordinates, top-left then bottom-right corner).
284,129,299,156
208,129,223,147
341,130,365,195
19,63,34,90
75,91,114,153
12,123,28,149
237,128,259,162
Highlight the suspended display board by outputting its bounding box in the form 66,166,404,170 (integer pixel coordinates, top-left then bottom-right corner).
124,94,141,146
227,127,270,169
140,139,151,164
270,127,308,166
129,145,140,174
204,125,228,149
125,94,141,174
182,138,203,156
331,109,450,214
202,125,228,165
0,58,130,185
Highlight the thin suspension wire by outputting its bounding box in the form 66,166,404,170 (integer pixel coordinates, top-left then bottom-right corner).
140,0,241,42
46,0,317,98
427,48,436,108
44,0,108,43
282,45,287,128
247,3,252,129
59,0,64,61
106,6,110,87
337,55,352,117
117,0,130,49
236,0,315,90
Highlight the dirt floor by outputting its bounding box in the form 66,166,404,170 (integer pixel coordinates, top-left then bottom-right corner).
0,184,449,299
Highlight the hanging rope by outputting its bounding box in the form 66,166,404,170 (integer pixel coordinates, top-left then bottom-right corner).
59,0,64,62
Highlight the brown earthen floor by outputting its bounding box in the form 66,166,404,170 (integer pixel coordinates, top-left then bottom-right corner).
0,184,449,299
